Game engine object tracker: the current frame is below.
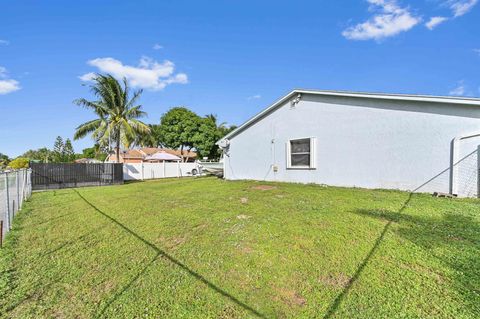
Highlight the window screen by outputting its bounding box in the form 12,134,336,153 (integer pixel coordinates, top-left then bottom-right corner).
290,138,311,167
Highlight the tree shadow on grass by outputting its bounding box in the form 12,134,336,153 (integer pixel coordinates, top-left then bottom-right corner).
40,224,106,257
354,203,480,316
96,253,161,318
2,279,61,312
322,193,414,319
73,189,268,319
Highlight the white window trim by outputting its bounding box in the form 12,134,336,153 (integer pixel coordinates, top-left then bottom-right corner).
286,137,316,170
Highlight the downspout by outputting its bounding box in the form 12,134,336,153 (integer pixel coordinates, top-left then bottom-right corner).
449,131,480,195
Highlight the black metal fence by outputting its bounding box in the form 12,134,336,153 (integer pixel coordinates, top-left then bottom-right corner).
31,163,123,190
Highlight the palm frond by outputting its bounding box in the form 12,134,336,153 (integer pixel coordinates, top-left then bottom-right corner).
126,105,147,119
74,119,103,140
74,73,149,152
125,89,143,110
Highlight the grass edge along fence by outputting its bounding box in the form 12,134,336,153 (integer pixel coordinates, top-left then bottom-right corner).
0,169,32,246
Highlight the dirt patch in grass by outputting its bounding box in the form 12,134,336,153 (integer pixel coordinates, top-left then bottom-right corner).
318,273,350,288
237,214,251,220
193,223,208,231
251,185,277,191
168,236,186,249
273,286,306,307
237,244,254,254
156,236,187,249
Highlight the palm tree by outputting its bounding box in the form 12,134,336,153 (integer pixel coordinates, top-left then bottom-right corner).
205,113,227,127
132,124,165,148
74,74,151,162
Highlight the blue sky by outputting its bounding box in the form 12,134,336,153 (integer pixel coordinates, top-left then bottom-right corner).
1,0,479,156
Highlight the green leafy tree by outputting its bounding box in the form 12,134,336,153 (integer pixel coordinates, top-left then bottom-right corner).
74,74,150,162
53,136,65,162
217,124,237,138
203,114,237,159
134,124,164,148
193,117,219,159
7,157,29,169
64,139,75,162
159,109,238,161
79,144,108,161
159,107,201,162
0,153,10,169
81,147,96,159
21,148,53,163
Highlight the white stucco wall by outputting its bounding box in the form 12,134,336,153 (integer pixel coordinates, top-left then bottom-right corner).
224,94,480,196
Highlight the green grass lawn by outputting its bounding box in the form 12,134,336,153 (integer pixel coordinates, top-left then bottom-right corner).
0,177,479,318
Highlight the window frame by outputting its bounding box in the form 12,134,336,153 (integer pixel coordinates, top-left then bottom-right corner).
286,137,316,170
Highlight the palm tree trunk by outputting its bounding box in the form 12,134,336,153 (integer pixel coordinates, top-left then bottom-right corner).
116,138,120,163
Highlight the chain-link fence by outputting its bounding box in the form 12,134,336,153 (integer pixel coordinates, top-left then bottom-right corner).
455,149,479,198
0,169,32,244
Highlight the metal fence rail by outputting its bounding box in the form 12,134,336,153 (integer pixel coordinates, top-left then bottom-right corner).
1,169,32,243
31,163,123,190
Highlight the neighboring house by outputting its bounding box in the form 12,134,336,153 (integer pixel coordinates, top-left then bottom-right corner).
218,90,480,198
139,147,197,162
106,148,197,163
74,158,102,164
106,149,144,163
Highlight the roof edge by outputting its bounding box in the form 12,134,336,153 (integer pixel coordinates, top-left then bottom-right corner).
217,89,480,143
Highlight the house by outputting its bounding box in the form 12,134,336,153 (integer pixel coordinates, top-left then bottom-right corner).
106,148,197,163
74,158,102,164
106,149,144,163
218,90,480,198
139,147,197,162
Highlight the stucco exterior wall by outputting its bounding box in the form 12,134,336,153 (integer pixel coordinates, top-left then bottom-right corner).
224,94,480,196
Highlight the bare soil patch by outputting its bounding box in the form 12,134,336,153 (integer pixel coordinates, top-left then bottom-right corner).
251,185,277,191
318,273,350,288
273,286,306,307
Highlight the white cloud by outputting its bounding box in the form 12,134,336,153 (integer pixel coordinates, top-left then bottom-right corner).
425,16,448,29
78,72,97,82
342,0,421,41
153,43,163,50
0,79,20,94
79,56,188,91
0,66,20,95
447,0,478,17
0,39,9,45
247,94,261,100
474,48,480,55
449,81,467,96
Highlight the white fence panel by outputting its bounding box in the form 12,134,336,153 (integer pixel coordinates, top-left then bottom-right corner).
123,163,200,181
164,162,178,178
176,162,199,177
123,163,144,180
143,163,165,179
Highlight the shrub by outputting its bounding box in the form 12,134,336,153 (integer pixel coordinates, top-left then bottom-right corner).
7,157,30,169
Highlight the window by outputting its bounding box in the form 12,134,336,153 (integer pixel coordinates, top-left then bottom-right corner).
287,137,316,169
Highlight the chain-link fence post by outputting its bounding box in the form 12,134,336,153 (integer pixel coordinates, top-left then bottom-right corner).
4,172,10,231
16,171,20,215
